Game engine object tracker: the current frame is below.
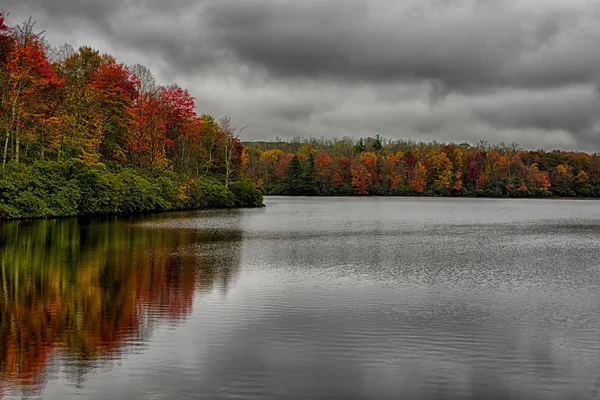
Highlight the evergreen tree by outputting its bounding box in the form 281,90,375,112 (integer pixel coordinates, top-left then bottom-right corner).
353,138,365,154
302,153,319,195
371,134,383,151
282,154,303,194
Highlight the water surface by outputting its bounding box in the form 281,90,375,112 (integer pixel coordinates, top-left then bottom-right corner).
2,197,600,399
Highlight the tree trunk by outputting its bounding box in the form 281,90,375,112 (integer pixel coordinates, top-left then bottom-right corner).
3,84,21,171
2,129,9,172
206,135,216,175
225,139,231,188
15,112,20,164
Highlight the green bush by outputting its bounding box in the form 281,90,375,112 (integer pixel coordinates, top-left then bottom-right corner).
0,160,263,220
119,169,163,213
228,178,264,207
187,178,235,209
154,170,182,210
47,182,81,217
13,190,51,218
0,203,19,219
370,184,388,196
72,162,109,214
338,183,355,196
0,176,18,205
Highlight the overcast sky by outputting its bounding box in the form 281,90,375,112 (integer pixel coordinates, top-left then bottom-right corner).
3,0,600,151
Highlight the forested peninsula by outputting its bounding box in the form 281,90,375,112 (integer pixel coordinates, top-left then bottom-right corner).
0,13,263,220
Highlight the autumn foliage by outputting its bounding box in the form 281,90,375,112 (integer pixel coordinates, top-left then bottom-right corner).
0,13,262,219
244,136,600,197
0,14,243,172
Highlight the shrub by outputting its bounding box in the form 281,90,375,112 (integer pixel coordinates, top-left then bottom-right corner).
0,203,19,219
12,191,51,218
47,182,81,217
0,160,262,220
228,178,264,207
186,178,235,209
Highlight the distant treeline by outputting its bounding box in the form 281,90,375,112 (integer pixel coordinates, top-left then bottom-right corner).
243,136,600,197
0,12,263,219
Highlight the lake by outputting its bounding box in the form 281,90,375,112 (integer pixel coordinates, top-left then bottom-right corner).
1,196,600,400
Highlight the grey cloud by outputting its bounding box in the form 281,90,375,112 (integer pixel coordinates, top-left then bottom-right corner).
473,86,600,133
533,12,563,48
206,1,514,88
2,0,118,31
271,103,320,123
2,0,600,151
204,0,600,92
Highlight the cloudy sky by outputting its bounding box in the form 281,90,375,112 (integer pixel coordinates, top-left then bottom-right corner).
3,0,600,151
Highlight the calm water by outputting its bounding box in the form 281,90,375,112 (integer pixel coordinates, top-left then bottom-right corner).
1,197,600,400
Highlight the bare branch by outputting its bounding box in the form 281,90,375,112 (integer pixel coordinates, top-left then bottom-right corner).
14,17,45,46
235,123,250,138
130,63,158,94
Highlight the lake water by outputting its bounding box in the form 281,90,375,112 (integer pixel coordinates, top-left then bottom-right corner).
1,196,600,400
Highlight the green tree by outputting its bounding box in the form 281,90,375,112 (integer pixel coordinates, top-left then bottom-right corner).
302,153,319,195
353,138,365,154
282,154,303,195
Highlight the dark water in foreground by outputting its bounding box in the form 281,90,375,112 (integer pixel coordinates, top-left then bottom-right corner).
1,197,600,400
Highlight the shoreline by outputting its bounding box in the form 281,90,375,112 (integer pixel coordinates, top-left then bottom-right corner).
0,161,265,222
263,194,600,201
0,203,266,223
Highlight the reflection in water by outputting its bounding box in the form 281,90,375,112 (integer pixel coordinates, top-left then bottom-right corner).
2,198,600,399
0,212,243,398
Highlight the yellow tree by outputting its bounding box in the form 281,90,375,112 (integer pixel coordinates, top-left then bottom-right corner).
54,47,107,163
448,146,465,192
527,163,551,194
556,163,574,194
427,150,453,193
259,149,284,183
575,170,592,195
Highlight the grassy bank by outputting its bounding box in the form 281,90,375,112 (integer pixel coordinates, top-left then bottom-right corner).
0,160,264,220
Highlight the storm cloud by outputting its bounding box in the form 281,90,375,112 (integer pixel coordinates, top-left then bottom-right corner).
3,0,600,151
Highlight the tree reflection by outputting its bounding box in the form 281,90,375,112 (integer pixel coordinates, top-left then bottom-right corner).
0,214,242,397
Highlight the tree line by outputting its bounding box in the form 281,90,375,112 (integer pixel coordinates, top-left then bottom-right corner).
243,136,600,197
0,12,263,219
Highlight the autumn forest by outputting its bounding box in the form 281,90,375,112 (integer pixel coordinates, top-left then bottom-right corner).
243,137,600,197
1,12,600,221
0,12,263,220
